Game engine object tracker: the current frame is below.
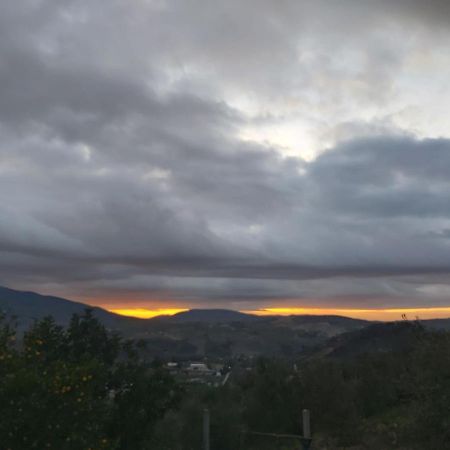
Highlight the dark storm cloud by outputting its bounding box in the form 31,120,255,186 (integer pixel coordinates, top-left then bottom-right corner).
1,0,450,308
4,129,450,306
308,137,450,218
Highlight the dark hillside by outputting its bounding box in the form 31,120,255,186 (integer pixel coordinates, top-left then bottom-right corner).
159,308,257,323
316,320,425,359
0,285,144,333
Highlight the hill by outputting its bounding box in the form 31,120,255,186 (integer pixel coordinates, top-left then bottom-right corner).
0,285,373,359
161,308,257,323
312,320,426,359
0,285,142,333
137,314,369,360
0,285,388,359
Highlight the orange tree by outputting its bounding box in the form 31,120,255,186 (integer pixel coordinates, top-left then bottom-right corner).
0,311,181,450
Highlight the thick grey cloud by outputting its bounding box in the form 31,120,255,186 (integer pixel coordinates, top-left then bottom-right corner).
391,0,450,25
1,0,450,310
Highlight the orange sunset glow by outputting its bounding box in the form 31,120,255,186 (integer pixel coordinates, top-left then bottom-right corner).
107,305,450,321
244,307,450,321
109,308,188,319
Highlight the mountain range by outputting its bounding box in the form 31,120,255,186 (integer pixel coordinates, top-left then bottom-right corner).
2,285,450,360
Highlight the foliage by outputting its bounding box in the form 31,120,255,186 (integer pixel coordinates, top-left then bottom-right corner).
150,321,450,450
3,315,450,449
0,311,180,450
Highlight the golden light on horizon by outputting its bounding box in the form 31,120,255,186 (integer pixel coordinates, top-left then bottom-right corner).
243,306,450,321
108,305,450,321
109,308,188,319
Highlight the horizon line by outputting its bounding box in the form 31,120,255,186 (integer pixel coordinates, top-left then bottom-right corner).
108,305,450,321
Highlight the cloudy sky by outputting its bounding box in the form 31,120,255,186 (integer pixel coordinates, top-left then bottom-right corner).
2,0,450,319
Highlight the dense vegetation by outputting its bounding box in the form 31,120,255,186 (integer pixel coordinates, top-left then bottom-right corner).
1,312,450,449
0,311,180,450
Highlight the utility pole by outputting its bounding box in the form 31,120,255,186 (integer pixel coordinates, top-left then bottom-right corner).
203,408,210,450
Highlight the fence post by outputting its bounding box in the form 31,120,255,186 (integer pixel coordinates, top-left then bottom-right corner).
302,409,311,439
203,408,210,450
301,409,312,450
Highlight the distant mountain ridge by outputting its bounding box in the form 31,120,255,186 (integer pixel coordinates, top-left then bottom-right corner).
162,308,257,323
0,285,372,358
0,285,137,331
0,286,259,326
3,285,450,360
0,285,364,326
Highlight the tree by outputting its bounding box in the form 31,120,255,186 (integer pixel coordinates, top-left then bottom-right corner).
0,310,181,450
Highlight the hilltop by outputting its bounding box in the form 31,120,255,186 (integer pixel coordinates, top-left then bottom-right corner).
3,285,450,361
0,285,371,359
158,308,257,323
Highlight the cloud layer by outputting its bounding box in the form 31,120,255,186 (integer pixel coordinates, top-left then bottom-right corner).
1,0,450,310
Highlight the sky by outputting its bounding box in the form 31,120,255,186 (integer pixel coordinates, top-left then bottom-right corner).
1,0,450,320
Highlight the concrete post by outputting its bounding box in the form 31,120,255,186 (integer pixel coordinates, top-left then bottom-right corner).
203,408,210,450
302,409,311,439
